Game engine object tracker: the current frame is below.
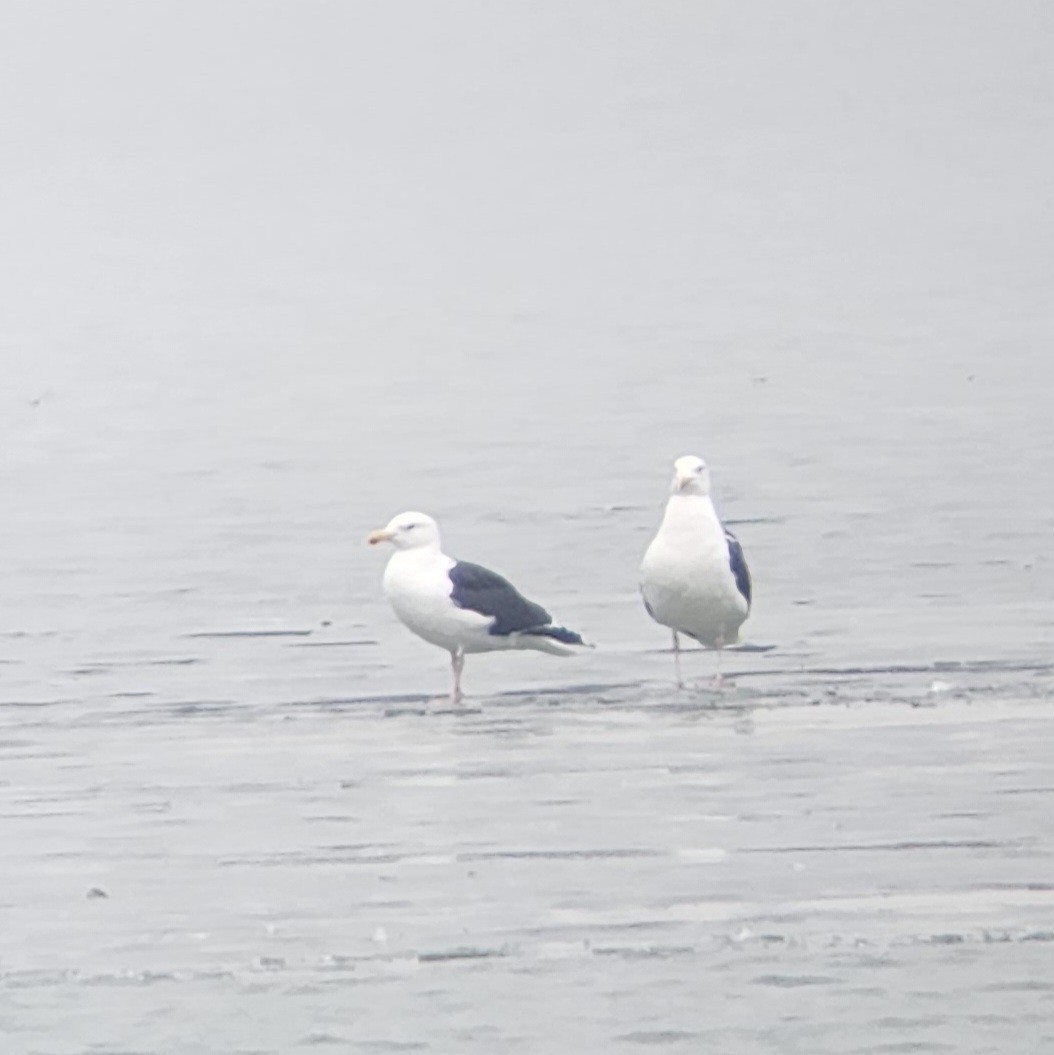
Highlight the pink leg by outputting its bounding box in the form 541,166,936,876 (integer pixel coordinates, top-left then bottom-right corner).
673,631,685,689
450,648,465,705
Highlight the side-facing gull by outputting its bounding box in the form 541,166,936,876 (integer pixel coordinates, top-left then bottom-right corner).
640,455,752,687
368,511,589,703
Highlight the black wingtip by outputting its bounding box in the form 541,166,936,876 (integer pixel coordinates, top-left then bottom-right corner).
523,625,591,647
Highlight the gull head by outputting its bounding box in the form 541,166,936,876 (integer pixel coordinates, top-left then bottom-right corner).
671,455,711,496
367,511,441,551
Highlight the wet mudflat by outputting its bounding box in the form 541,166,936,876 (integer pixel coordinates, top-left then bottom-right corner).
2,671,1054,1054
3,2,1054,1052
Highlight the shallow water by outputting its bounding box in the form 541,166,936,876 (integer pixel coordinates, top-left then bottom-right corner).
2,3,1053,1052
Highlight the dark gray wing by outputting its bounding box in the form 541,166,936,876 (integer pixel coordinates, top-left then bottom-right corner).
724,528,752,607
449,561,552,636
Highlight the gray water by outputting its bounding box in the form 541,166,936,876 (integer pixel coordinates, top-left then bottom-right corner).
2,3,1053,1052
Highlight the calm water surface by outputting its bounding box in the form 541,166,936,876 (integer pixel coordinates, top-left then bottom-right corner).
1,3,1053,1052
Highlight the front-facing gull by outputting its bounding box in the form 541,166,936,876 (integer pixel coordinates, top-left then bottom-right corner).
640,455,752,687
368,511,589,703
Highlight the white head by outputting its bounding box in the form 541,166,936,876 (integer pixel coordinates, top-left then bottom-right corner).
367,511,442,551
671,455,711,496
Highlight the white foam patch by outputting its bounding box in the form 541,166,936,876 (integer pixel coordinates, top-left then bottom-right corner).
676,847,729,863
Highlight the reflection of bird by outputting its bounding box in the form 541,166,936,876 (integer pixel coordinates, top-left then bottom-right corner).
368,511,589,703
640,456,752,688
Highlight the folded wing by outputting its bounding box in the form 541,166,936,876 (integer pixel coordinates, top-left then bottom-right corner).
448,561,553,636
724,528,752,608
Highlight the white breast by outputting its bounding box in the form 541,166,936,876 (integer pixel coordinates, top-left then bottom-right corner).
382,550,494,652
640,494,748,647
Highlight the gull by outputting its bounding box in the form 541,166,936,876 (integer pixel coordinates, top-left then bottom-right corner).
368,511,589,703
640,455,752,687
